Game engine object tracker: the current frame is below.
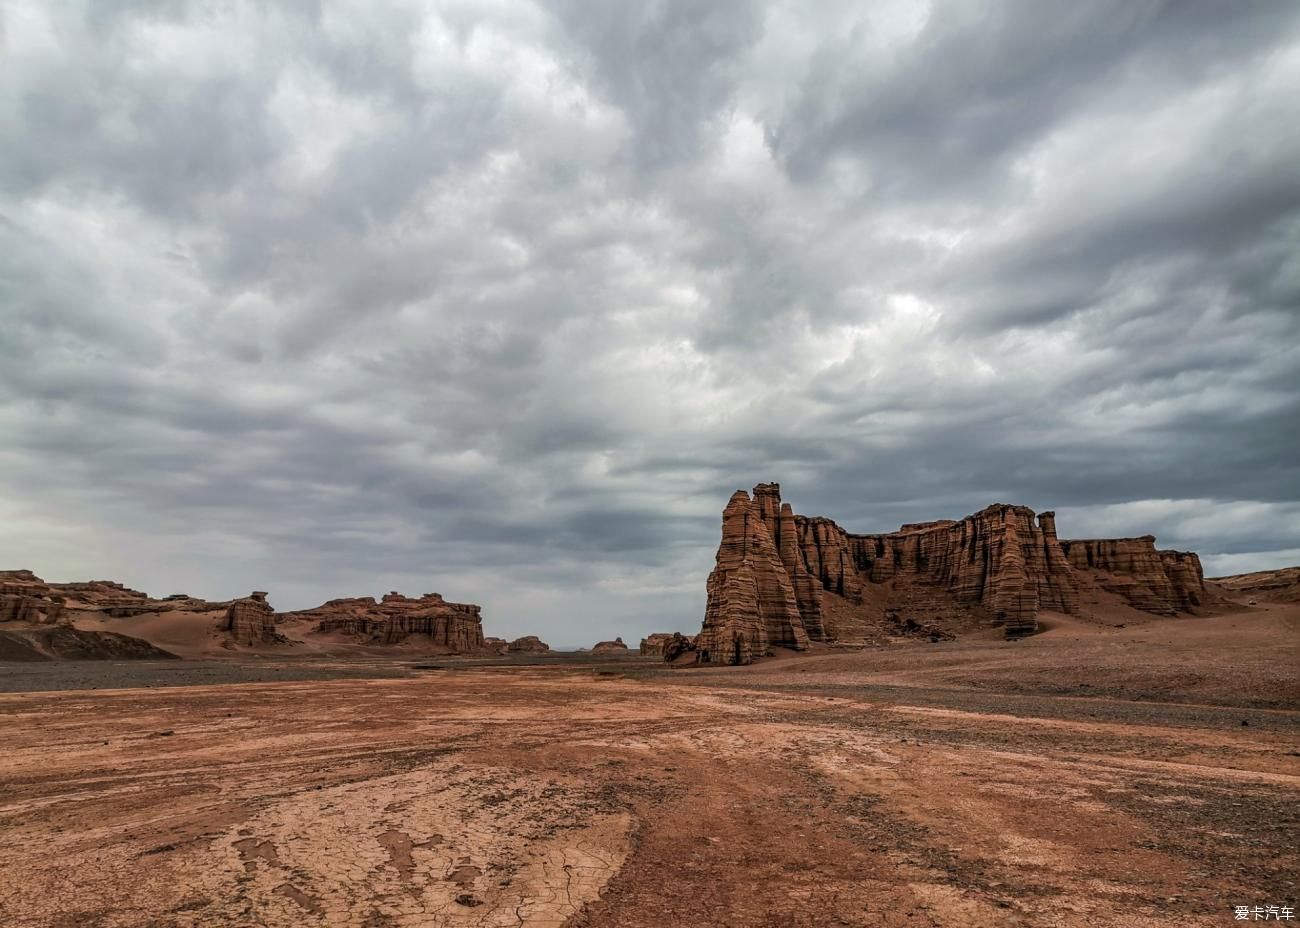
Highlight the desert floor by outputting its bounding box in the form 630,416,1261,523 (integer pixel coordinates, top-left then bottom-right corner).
1,605,1297,927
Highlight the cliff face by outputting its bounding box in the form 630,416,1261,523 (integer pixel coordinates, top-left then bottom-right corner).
1159,550,1206,611
223,592,285,646
696,489,810,665
288,592,485,651
639,632,697,658
0,571,181,660
1059,538,1185,615
639,633,672,657
692,484,1209,661
0,571,64,624
1,571,500,657
2,572,226,622
824,504,1081,638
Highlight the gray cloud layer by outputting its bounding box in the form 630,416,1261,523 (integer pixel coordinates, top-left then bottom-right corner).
2,1,1298,644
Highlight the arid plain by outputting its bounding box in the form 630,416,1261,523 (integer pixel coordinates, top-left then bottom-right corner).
2,601,1297,928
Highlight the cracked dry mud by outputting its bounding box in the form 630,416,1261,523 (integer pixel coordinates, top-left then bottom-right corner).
1,607,1297,927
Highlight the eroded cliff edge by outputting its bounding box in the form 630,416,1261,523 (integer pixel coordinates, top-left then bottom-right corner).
693,483,1210,665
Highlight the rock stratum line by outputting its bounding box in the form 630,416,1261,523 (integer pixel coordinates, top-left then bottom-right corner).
693,483,1210,664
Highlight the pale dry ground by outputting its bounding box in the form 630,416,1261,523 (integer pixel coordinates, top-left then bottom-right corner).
1,606,1298,927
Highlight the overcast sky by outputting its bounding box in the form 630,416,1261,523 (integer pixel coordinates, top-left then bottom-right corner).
2,1,1298,645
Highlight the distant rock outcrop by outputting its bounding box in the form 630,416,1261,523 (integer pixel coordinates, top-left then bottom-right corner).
1212,565,1300,605
222,592,286,646
507,635,550,654
0,571,179,661
692,483,1212,665
662,632,697,662
1,571,504,659
0,570,63,624
286,592,485,650
591,637,629,654
639,633,675,657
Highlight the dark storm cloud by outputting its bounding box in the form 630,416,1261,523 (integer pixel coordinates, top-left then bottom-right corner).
2,1,1298,642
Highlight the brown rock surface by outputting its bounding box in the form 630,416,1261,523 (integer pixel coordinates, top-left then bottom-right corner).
507,635,550,653
1060,537,1182,615
1212,565,1300,604
643,632,697,661
697,489,811,665
692,484,1212,659
0,571,61,625
660,632,697,662
591,637,629,654
639,633,675,657
1159,549,1206,610
3,602,1295,927
287,591,485,651
0,571,186,660
0,625,178,661
2,572,227,622
222,592,286,647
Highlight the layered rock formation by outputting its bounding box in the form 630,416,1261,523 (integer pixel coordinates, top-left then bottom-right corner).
696,489,811,666
591,637,629,654
1060,538,1181,615
661,632,697,662
507,636,550,653
1,570,504,659
0,571,181,660
287,592,484,650
0,570,62,624
2,572,226,621
639,633,673,657
1160,551,1206,611
222,592,286,646
693,484,1210,664
1212,565,1300,605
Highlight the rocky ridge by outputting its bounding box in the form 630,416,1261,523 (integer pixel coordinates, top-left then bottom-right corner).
0,571,181,660
284,592,485,651
1211,565,1300,605
693,483,1212,665
1,570,510,659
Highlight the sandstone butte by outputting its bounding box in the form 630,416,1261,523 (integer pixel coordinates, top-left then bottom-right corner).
506,635,551,653
0,570,181,660
693,483,1212,666
222,592,286,647
640,631,698,661
0,571,517,657
639,633,674,657
591,637,629,654
282,592,486,651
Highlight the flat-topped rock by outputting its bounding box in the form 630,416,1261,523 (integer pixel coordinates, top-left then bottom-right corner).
285,592,485,651
688,483,1211,663
591,637,629,654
